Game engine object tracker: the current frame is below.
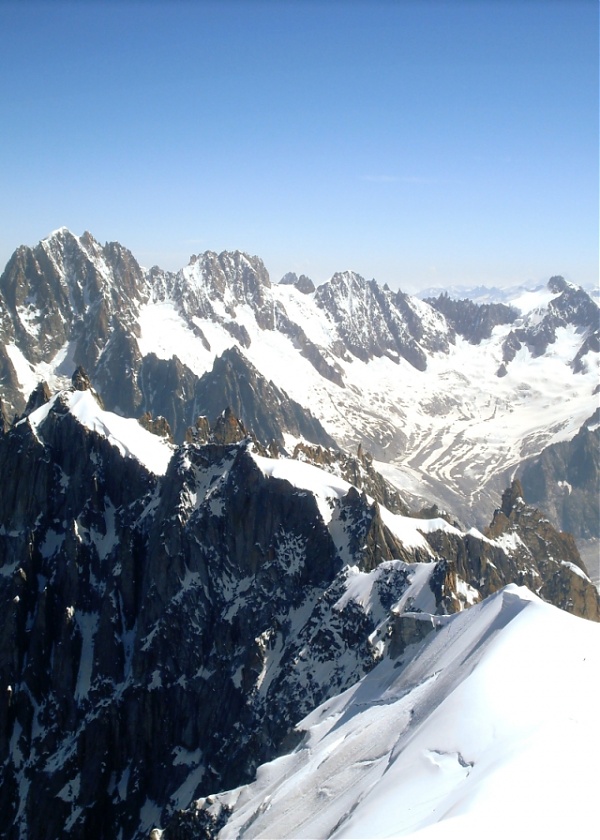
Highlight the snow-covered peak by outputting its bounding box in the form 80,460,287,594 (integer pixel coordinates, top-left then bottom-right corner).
187,584,600,839
40,226,108,265
508,284,561,315
320,269,368,294
168,248,275,328
40,226,84,264
252,451,463,553
44,225,74,240
312,270,452,366
25,389,174,475
510,277,598,338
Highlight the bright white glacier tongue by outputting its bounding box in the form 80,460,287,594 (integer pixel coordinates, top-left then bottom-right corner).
193,585,600,839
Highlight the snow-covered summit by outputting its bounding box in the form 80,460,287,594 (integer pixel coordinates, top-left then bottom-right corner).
24,387,174,475
180,583,600,839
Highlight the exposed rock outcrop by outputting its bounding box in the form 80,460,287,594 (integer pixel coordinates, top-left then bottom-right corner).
19,380,51,418
292,440,410,515
138,412,173,441
279,271,315,294
426,292,518,343
423,479,600,621
0,396,10,433
314,271,451,368
190,346,337,449
518,415,600,539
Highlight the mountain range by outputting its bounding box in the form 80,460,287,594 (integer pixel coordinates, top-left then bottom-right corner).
0,229,598,838
1,228,597,536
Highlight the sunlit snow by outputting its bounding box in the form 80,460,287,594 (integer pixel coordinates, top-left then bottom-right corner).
25,389,174,475
196,585,599,839
131,277,598,527
251,452,456,551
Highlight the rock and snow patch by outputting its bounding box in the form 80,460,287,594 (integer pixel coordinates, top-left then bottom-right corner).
251,452,351,525
251,450,466,553
24,389,174,475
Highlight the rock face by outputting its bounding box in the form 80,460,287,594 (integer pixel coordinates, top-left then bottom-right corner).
0,228,147,415
426,292,518,343
0,387,598,840
314,271,451,367
519,413,600,539
0,396,10,433
19,379,51,418
188,346,337,449
291,441,411,515
416,479,599,622
481,480,599,619
135,346,337,447
279,271,315,294
501,276,599,364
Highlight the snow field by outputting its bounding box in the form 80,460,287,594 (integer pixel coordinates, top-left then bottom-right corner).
205,586,600,839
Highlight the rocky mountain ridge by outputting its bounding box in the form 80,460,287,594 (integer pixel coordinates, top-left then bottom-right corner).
425,292,519,344
0,373,597,839
0,229,456,417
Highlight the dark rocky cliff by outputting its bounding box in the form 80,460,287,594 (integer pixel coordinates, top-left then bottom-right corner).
518,414,600,540
0,382,598,839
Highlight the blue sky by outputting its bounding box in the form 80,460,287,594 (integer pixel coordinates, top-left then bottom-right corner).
0,0,597,291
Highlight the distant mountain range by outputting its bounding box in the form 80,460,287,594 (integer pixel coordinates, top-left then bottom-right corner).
1,228,597,535
416,279,600,304
0,229,598,838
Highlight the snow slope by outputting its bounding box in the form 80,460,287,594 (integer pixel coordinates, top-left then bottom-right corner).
188,585,599,839
252,451,462,554
23,389,174,475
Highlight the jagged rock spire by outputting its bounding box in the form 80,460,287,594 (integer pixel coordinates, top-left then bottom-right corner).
21,381,52,418
138,412,173,442
72,365,92,391
210,406,249,445
501,478,525,517
279,272,315,294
